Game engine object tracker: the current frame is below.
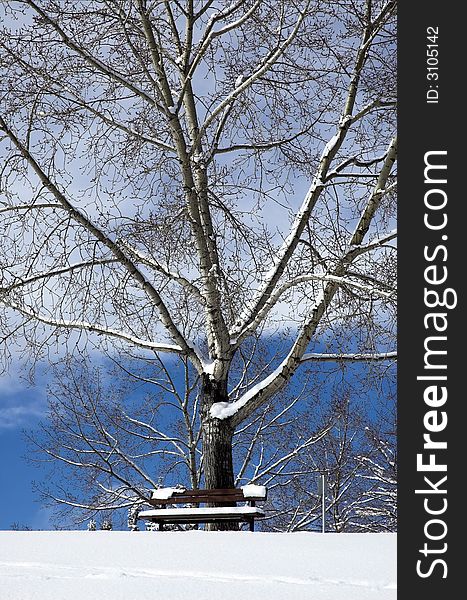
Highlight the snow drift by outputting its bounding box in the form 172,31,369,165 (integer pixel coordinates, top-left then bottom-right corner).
0,530,396,600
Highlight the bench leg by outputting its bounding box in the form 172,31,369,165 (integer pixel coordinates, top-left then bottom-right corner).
249,519,254,532
159,522,164,532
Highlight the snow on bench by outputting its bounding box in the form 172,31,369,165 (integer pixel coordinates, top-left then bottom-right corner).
137,487,268,532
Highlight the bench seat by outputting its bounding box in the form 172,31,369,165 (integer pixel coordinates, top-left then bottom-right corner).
139,506,264,520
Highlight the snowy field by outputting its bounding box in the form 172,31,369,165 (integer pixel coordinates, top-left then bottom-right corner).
0,531,396,600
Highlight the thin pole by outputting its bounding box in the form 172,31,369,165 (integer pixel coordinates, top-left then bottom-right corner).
321,474,325,533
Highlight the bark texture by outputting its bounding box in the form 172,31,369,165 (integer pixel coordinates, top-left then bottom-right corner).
200,375,237,530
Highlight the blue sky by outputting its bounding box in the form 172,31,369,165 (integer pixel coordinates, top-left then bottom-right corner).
0,376,51,530
0,350,395,531
0,428,52,530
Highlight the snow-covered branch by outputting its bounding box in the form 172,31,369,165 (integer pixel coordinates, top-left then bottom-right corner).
178,0,263,106
231,272,395,345
0,115,203,371
345,227,397,260
219,136,397,426
300,352,397,364
229,7,395,344
4,299,184,355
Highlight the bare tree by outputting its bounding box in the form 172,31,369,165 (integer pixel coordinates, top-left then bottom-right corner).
29,356,204,525
1,0,396,527
259,390,396,533
355,408,397,532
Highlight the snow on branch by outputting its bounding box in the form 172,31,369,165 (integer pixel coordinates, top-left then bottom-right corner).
180,0,263,103
0,114,203,372
211,350,396,421
346,139,397,250
349,98,396,125
229,11,395,344
343,228,397,262
210,361,286,420
219,137,397,426
208,0,263,38
364,228,397,249
300,352,397,363
4,299,185,355
329,152,389,178
231,272,395,344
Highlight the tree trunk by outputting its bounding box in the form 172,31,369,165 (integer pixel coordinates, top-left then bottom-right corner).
200,375,237,530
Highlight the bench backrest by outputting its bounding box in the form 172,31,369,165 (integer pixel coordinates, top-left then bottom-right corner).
148,487,267,506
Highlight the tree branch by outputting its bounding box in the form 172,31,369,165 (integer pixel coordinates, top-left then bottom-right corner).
23,0,164,112
300,352,397,363
3,299,184,355
229,5,396,343
0,115,203,371
222,136,397,426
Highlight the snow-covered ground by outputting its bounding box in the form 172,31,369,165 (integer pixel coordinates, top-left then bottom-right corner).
0,531,396,600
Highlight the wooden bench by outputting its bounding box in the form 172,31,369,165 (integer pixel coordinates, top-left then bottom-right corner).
137,486,267,532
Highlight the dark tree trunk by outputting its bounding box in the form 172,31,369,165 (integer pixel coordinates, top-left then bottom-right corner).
200,375,237,530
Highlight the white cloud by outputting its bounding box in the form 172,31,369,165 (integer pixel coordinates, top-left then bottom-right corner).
0,403,45,429
0,367,47,429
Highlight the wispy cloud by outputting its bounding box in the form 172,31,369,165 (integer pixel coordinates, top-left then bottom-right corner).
0,369,47,430
0,403,46,430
